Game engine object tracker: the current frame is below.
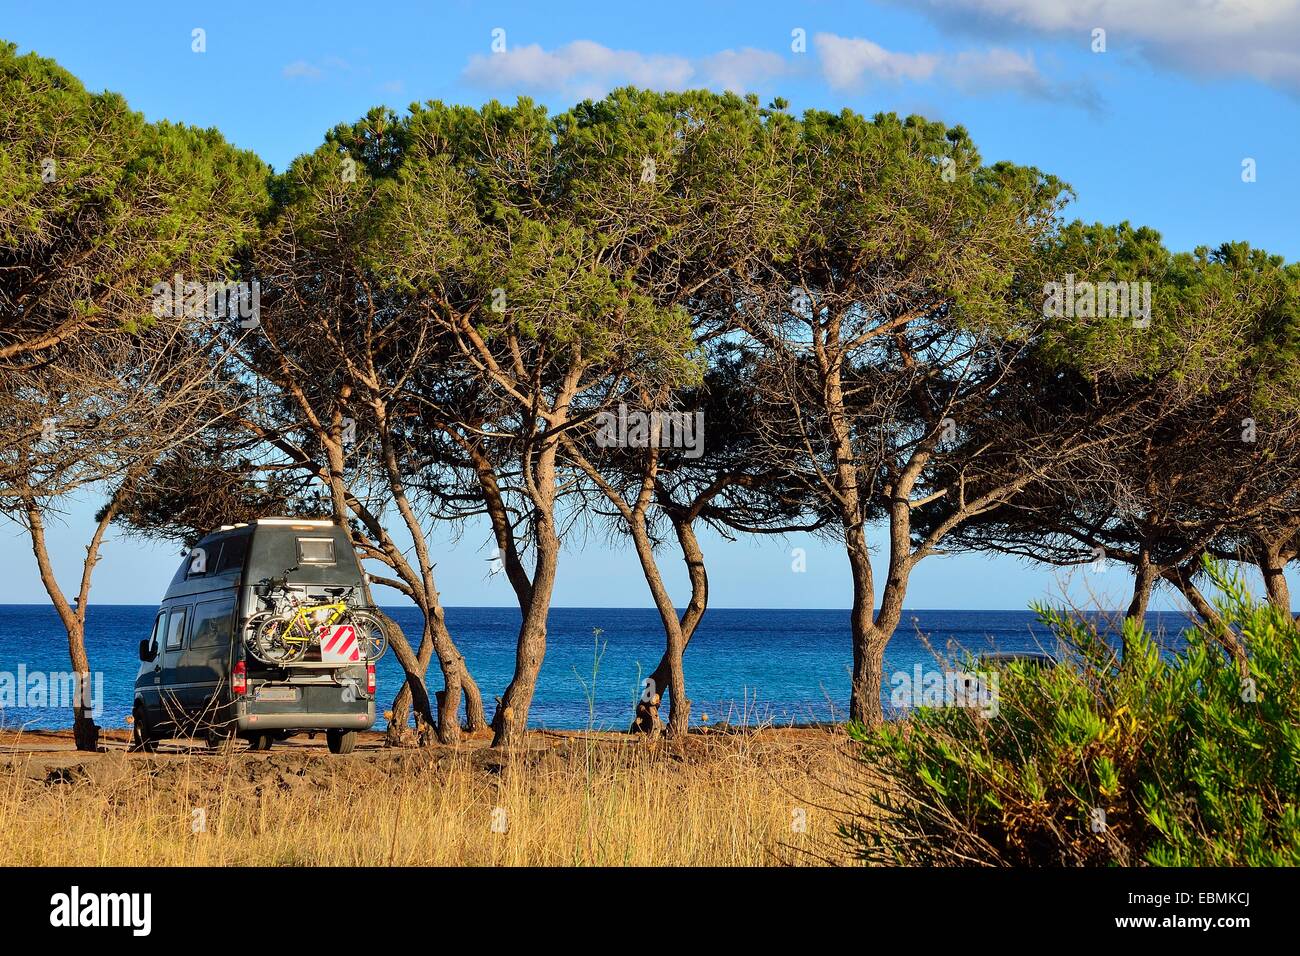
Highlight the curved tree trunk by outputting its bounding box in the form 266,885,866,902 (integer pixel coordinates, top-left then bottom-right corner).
491,508,559,748
387,619,440,744
385,628,429,745
388,611,487,744
359,401,489,745
1164,566,1248,667
373,611,441,738
626,519,690,738
25,496,106,752
631,516,708,734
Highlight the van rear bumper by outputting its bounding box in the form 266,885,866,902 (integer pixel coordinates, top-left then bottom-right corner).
235,707,374,731
233,692,374,732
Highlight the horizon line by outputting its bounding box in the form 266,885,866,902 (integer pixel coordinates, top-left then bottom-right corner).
0,602,1207,615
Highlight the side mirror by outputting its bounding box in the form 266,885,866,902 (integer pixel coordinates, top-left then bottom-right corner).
139,639,156,662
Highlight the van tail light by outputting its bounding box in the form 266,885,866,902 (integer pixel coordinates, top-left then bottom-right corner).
366,663,376,695
233,660,248,696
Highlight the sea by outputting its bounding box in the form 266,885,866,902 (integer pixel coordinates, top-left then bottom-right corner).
0,605,1197,732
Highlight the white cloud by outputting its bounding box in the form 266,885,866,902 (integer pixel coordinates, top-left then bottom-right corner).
814,32,1098,108
459,34,1097,108
462,40,790,99
283,60,324,80
463,41,694,95
815,33,941,87
946,47,1041,90
945,47,1098,109
283,57,353,82
904,0,1300,93
699,48,792,92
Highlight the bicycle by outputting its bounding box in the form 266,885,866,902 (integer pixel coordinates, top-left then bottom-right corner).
245,571,388,665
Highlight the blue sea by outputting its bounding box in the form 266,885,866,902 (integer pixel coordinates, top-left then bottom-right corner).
0,605,1196,732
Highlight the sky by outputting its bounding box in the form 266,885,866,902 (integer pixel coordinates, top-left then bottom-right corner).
3,0,1299,609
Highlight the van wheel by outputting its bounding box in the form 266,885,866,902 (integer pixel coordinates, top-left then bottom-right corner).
326,729,356,754
246,733,274,751
206,730,238,752
131,704,159,753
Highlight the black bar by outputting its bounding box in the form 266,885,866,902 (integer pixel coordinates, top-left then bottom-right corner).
0,866,1278,943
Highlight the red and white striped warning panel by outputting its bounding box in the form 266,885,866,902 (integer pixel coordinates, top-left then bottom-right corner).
319,624,360,663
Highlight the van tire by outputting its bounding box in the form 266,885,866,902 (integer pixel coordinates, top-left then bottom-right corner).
206,729,238,751
326,729,356,754
246,733,274,751
131,704,159,753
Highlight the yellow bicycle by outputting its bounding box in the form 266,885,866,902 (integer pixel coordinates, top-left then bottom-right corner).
247,580,388,665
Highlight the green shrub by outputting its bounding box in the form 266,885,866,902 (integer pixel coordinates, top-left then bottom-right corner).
842,560,1300,866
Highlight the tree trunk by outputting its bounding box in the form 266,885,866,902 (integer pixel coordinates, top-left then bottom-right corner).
845,521,881,726
387,619,441,744
631,515,707,734
1126,561,1156,621
851,626,889,729
377,614,441,738
485,368,579,749
627,518,690,738
491,509,559,748
1123,554,1158,665
385,655,423,744
848,482,915,728
361,402,488,744
1164,567,1248,666
388,611,487,745
67,620,100,752
24,499,101,751
1258,548,1291,614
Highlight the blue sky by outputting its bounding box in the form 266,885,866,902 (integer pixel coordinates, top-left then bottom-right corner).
3,0,1299,608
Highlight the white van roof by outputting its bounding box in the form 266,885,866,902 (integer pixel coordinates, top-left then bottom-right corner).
255,518,336,527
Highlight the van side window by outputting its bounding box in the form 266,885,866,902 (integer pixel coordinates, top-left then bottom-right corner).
165,607,189,650
214,535,248,575
190,597,235,649
297,537,336,564
149,610,167,654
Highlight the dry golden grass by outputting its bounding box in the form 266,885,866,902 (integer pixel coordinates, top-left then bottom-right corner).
0,728,857,866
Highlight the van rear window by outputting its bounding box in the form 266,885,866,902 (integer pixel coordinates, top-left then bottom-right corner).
296,537,336,564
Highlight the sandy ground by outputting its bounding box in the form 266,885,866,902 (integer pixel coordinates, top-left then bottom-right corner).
0,724,844,784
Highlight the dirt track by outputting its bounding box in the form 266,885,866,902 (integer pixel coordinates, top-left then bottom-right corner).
0,724,843,791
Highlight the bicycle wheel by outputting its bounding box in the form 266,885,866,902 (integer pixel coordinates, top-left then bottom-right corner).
242,611,271,652
242,612,279,665
347,611,389,662
252,615,310,665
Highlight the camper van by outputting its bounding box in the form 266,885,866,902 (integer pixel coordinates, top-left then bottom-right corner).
132,518,383,754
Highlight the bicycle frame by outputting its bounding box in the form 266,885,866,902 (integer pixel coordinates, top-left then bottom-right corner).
246,572,387,666
271,600,351,647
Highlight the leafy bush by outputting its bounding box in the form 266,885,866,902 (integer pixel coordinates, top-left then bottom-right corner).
842,561,1300,865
